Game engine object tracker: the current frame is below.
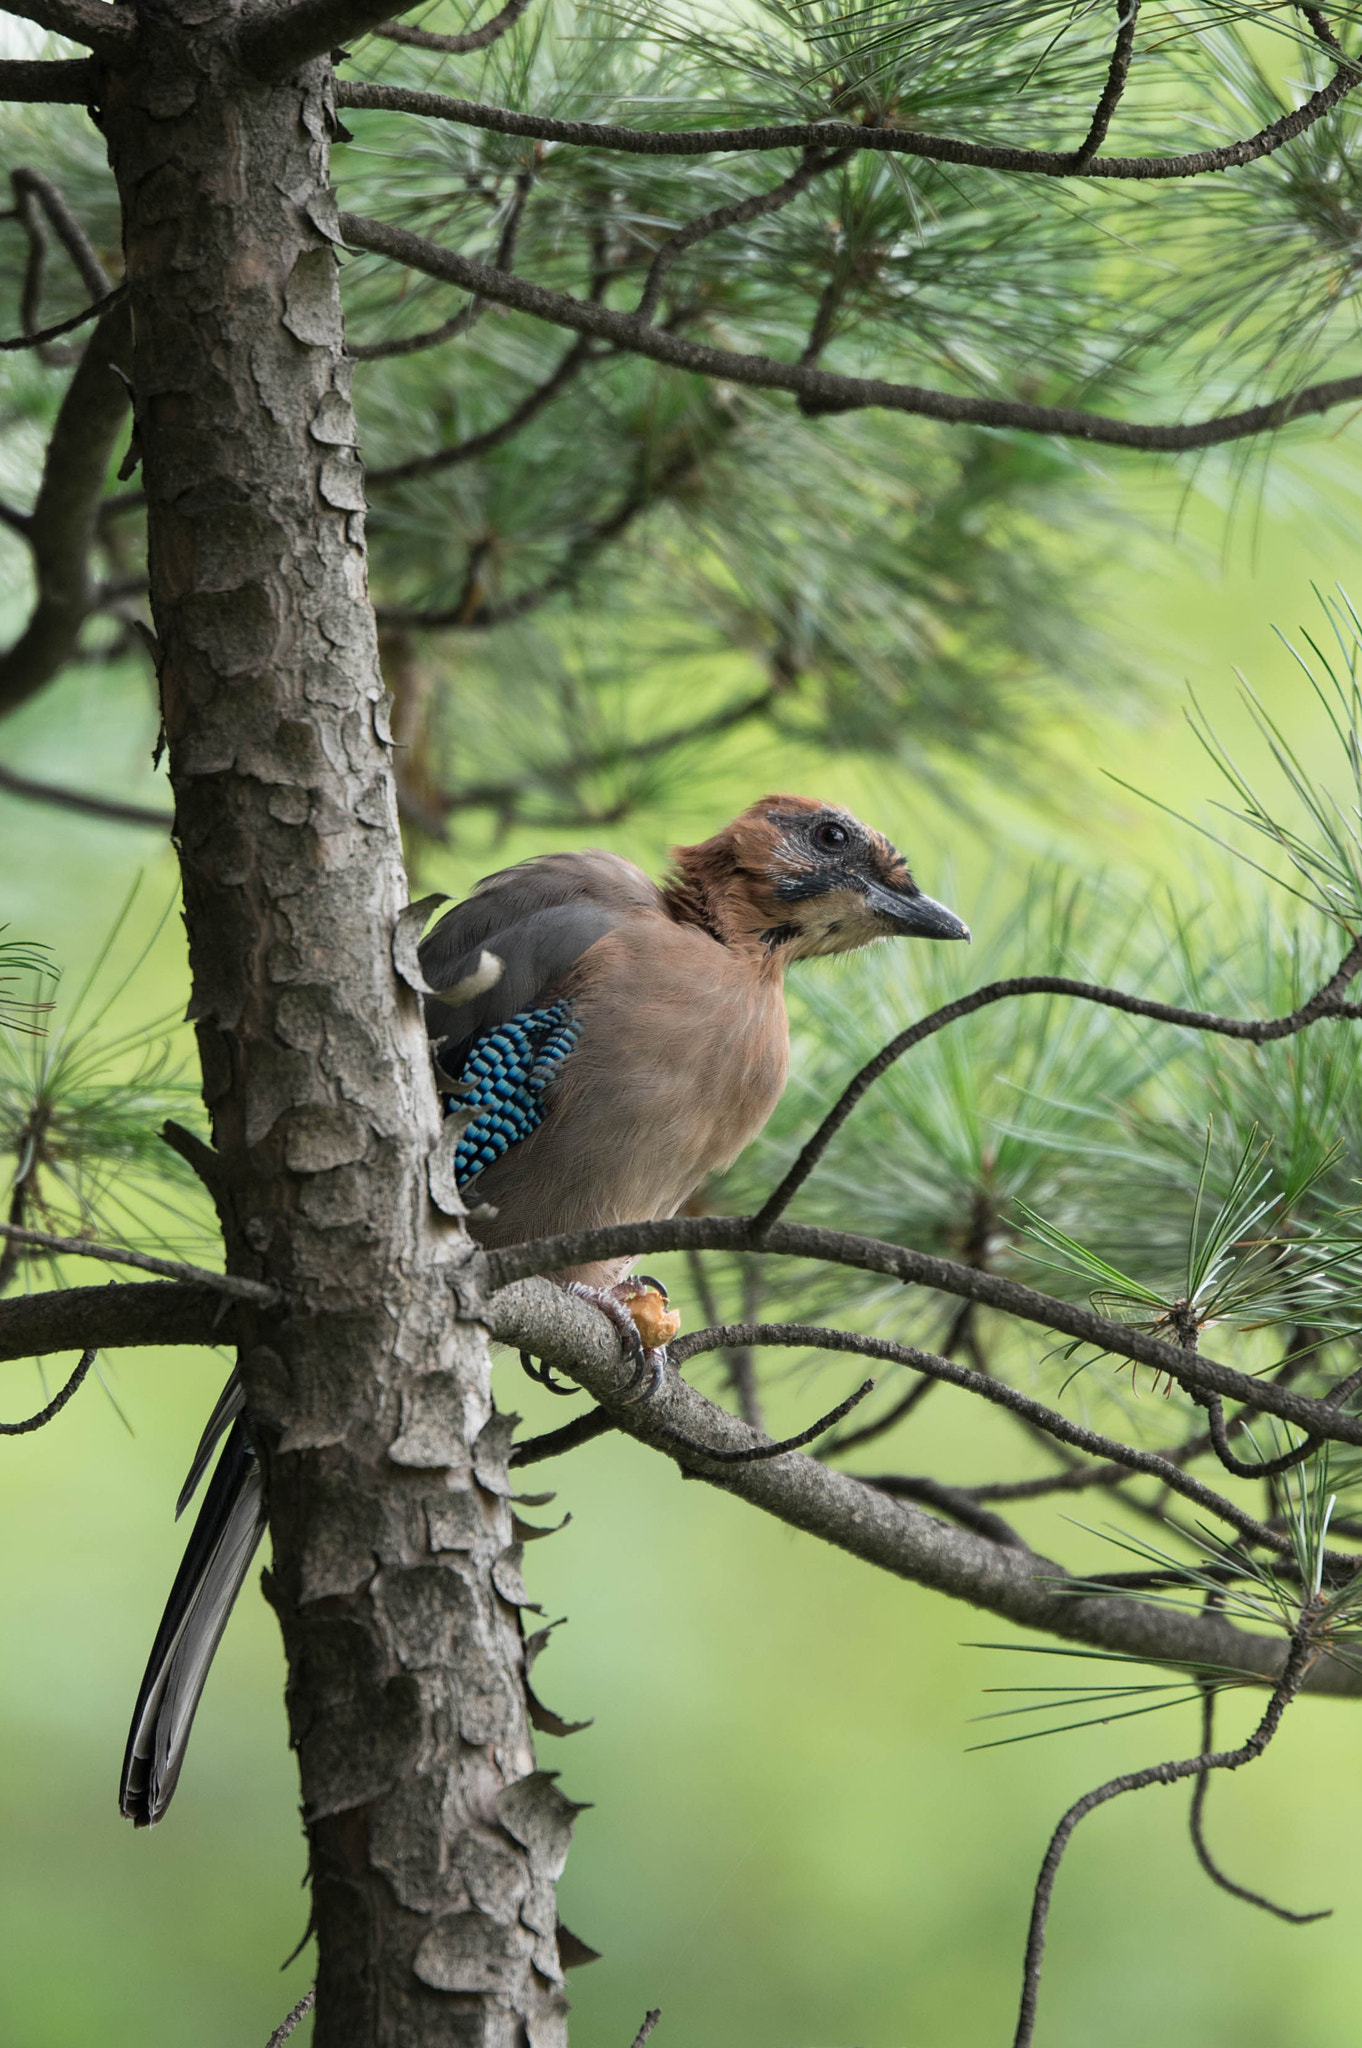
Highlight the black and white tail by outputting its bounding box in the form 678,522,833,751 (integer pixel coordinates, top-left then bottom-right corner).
119,1379,267,1827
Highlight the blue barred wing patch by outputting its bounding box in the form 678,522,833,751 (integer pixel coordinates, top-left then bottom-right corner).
442,1001,582,1185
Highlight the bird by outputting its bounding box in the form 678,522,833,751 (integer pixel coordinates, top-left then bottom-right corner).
119,795,966,1825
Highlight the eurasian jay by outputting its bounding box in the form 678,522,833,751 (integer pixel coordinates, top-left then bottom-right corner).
119,795,966,1824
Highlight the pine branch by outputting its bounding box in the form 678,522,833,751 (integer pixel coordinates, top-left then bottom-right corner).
756,938,1362,1226
0,1221,278,1299
337,211,1362,453
334,56,1360,182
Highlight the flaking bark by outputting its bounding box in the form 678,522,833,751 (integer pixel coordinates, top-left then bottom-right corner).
100,10,569,2042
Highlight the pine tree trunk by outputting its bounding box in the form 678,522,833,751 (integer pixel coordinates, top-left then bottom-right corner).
102,12,573,2041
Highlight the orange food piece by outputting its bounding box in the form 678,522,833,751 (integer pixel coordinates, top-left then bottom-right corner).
627,1290,682,1349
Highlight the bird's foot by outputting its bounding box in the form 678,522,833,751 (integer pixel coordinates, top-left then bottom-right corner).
566,1276,679,1403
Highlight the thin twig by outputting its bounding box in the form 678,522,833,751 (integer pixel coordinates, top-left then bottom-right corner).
0,762,171,830
1011,1614,1320,2048
636,146,844,324
0,1222,278,1302
511,1406,616,1465
628,2011,662,2048
648,1376,873,1465
365,336,592,469
0,284,126,353
1188,1685,1330,1924
264,1989,315,2048
0,1347,93,1435
367,0,532,54
1071,1,1140,169
755,938,1362,1228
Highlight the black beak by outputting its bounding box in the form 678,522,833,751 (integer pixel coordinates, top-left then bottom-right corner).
864,882,970,942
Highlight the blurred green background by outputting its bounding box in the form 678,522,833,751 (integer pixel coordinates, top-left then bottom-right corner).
4,459,1362,2048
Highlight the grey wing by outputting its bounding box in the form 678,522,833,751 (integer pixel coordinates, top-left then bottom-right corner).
419,849,664,1055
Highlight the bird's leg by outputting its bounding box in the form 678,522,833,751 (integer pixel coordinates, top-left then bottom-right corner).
566,1276,680,1403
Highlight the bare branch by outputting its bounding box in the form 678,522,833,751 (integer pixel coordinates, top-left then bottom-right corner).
1188,1684,1330,1923
756,938,1362,1226
627,2012,662,2048
483,1219,1362,1450
1071,1,1140,169
0,55,94,100
0,1280,222,1363
510,1406,615,1466
1012,1616,1320,2048
334,55,1360,182
479,1276,1362,1697
0,1346,93,1433
11,167,113,303
0,1221,278,1301
337,210,1362,452
367,0,532,54
1,0,131,52
264,1990,316,2048
0,298,133,720
0,762,170,830
0,287,122,352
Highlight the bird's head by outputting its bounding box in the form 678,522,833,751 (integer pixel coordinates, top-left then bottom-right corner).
666,795,969,961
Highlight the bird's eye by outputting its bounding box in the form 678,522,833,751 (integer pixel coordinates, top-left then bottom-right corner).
814,820,850,852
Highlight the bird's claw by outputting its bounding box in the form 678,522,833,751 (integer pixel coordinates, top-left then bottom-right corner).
566,1279,673,1404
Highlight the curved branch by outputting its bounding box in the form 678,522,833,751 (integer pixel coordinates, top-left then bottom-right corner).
0,1346,93,1433
334,55,1360,182
1012,1617,1319,2048
755,939,1362,1226
337,211,1362,452
11,166,113,305
367,0,532,54
479,1275,1362,1697
636,144,845,325
482,1218,1362,1449
667,1320,1342,1567
0,297,133,720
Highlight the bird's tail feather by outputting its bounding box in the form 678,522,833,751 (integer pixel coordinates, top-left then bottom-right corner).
119,1418,267,1827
